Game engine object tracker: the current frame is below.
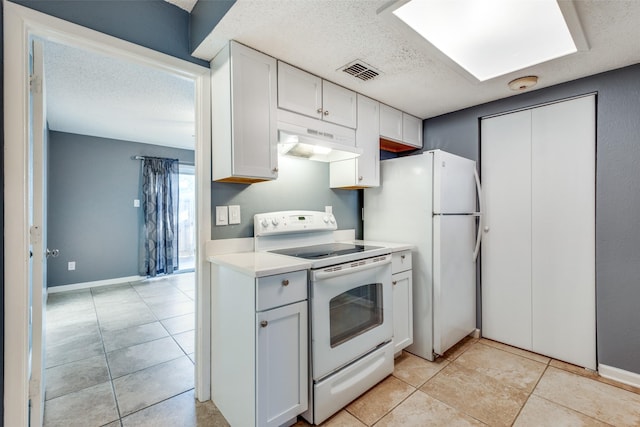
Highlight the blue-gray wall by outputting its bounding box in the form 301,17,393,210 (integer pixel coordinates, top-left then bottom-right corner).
190,0,235,53
47,131,194,287
421,64,640,375
211,156,361,239
12,0,208,67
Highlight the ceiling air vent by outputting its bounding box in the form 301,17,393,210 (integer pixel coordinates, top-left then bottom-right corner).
341,60,382,81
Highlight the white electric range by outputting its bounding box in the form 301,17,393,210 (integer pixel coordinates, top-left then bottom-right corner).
254,211,395,425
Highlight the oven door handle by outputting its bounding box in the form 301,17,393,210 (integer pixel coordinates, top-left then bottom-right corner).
312,256,391,281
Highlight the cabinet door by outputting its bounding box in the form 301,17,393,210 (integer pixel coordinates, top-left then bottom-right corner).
322,80,357,128
277,61,322,120
329,94,379,188
379,104,403,142
530,96,596,369
402,113,423,148
392,270,413,354
480,109,533,351
257,301,308,427
230,42,278,180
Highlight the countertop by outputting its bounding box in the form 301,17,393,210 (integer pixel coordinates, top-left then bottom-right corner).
207,240,413,277
207,251,312,278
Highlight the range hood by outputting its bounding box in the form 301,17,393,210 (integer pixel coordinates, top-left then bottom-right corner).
277,109,362,162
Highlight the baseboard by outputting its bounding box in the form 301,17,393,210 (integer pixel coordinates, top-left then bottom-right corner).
599,364,640,388
47,275,146,294
469,328,481,339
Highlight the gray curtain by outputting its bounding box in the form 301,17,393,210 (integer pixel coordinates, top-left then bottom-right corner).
140,157,179,277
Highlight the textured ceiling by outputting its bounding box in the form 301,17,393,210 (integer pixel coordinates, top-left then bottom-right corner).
192,0,640,119
44,40,195,149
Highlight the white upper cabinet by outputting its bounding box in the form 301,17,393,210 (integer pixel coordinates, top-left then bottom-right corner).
380,104,423,151
402,113,423,148
211,41,278,183
278,61,357,129
277,61,322,120
330,94,379,188
379,104,403,142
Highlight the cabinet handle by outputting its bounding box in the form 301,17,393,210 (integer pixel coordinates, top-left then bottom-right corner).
272,167,278,173
260,320,268,328
317,108,323,114
282,279,289,286
358,176,363,181
392,280,397,286
323,110,329,116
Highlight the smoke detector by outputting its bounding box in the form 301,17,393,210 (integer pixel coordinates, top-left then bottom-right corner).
341,60,382,81
508,76,538,91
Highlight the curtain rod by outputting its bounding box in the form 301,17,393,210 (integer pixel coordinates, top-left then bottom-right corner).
133,155,194,166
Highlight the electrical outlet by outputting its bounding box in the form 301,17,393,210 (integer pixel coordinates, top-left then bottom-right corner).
133,199,140,207
216,206,228,226
228,205,241,225
68,261,76,271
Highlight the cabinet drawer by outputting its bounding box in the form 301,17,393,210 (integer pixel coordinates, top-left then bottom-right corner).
392,250,412,274
257,270,308,311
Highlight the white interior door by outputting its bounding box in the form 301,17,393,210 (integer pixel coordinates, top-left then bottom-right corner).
481,109,533,350
531,96,596,369
29,38,48,427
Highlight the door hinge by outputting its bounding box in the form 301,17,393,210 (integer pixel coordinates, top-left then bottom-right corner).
30,225,42,245
28,377,40,400
29,74,42,94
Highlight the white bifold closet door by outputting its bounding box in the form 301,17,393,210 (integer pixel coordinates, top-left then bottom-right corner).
481,95,596,370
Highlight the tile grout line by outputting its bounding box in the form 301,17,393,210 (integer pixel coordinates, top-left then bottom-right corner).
508,360,551,426
91,283,127,425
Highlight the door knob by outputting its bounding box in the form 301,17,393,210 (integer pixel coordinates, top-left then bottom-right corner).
46,248,60,258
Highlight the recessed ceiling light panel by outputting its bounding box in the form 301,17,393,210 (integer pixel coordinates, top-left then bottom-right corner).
392,0,579,81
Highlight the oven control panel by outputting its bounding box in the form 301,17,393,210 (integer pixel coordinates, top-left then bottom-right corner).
254,210,337,236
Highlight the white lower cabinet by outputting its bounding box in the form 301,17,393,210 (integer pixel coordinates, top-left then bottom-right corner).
257,301,308,427
211,266,308,426
392,251,413,355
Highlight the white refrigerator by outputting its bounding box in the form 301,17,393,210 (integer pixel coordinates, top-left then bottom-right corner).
364,150,481,361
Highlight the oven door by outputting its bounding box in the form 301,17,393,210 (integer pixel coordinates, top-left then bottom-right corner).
310,255,393,380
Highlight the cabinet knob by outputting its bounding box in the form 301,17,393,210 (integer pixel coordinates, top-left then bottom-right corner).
401,254,406,260
260,320,268,328
392,280,397,286
272,167,279,173
317,108,323,114
323,110,329,116
358,176,363,181
282,279,289,286
484,226,490,232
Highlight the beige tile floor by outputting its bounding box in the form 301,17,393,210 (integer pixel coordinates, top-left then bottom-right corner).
44,272,229,427
47,277,640,426
296,337,640,426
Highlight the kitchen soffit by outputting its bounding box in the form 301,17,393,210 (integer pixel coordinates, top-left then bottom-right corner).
191,0,640,120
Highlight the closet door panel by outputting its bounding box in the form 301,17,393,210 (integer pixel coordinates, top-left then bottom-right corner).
481,110,533,350
531,96,596,369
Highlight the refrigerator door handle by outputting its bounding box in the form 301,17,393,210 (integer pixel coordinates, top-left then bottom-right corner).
473,168,483,261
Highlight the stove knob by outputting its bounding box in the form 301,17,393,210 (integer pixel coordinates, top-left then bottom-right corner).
329,215,336,224
260,218,269,228
323,215,329,224
271,218,279,226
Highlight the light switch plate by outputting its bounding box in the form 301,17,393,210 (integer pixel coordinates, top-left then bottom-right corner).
228,205,241,225
134,199,140,208
216,206,228,226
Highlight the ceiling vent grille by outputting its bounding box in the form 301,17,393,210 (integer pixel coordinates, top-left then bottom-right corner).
341,60,382,81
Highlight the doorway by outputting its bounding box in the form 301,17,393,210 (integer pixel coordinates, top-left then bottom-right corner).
4,4,212,426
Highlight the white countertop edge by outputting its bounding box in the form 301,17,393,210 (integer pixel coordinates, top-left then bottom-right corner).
345,240,414,253
207,252,311,278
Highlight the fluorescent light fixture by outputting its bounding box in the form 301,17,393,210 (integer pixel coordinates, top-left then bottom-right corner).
392,0,578,81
